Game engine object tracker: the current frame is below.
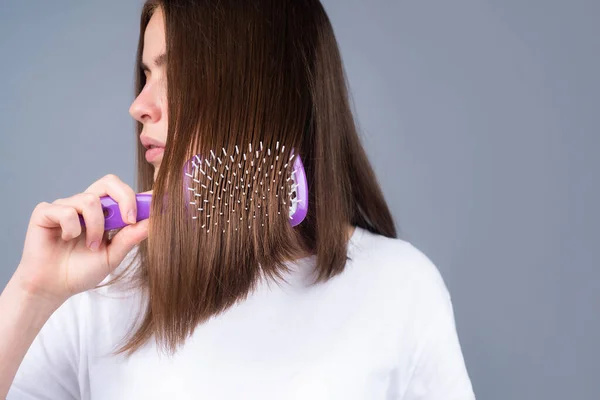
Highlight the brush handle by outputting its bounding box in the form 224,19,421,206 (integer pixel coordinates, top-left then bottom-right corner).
79,193,152,231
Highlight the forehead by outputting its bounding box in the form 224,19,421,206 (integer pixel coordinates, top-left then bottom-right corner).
143,8,166,60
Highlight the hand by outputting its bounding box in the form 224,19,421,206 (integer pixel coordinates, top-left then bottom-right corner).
14,174,150,306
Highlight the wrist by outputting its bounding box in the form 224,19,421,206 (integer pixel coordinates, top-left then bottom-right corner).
6,270,64,315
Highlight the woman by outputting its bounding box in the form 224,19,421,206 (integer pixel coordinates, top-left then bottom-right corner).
1,0,475,398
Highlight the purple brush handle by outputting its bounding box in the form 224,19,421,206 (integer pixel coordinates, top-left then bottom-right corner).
79,193,152,231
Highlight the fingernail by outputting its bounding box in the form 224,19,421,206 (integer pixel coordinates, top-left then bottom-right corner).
128,210,137,224
89,241,99,251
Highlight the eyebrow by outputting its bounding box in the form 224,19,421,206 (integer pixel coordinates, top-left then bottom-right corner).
141,52,166,73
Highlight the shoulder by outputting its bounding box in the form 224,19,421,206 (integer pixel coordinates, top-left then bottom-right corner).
348,227,448,294
346,227,453,319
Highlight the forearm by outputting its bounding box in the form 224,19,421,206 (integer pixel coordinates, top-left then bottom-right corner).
0,274,61,398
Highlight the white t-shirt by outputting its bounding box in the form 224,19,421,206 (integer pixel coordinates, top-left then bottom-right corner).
8,227,475,399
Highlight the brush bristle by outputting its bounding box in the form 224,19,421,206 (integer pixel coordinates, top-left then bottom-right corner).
184,142,303,233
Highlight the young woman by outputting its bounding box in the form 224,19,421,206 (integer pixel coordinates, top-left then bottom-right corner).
1,1,475,398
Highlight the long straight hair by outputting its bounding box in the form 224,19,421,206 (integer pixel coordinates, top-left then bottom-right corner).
116,0,396,356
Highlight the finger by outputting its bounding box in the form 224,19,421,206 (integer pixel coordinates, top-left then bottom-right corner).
106,219,149,270
85,174,138,225
54,193,105,250
33,203,83,241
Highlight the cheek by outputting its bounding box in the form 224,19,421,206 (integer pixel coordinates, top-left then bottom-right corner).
158,109,168,140
158,81,168,134
157,76,167,105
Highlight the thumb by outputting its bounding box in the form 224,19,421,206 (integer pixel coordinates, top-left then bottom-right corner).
106,219,150,270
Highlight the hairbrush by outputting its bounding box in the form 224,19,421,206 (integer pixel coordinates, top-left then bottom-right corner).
80,142,308,231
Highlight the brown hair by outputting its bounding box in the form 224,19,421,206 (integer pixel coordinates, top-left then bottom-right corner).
116,0,396,355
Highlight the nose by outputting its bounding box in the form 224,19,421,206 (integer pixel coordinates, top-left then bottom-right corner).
129,87,162,124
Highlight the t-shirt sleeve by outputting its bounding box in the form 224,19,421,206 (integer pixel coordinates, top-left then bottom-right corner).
400,297,476,399
390,245,476,400
7,294,84,400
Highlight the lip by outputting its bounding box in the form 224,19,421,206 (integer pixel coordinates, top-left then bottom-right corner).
140,135,166,164
145,147,165,163
140,135,166,149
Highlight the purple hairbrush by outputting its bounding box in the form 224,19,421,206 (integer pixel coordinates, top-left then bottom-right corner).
81,144,308,231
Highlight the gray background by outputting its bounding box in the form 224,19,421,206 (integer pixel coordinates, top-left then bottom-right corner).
1,0,598,399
